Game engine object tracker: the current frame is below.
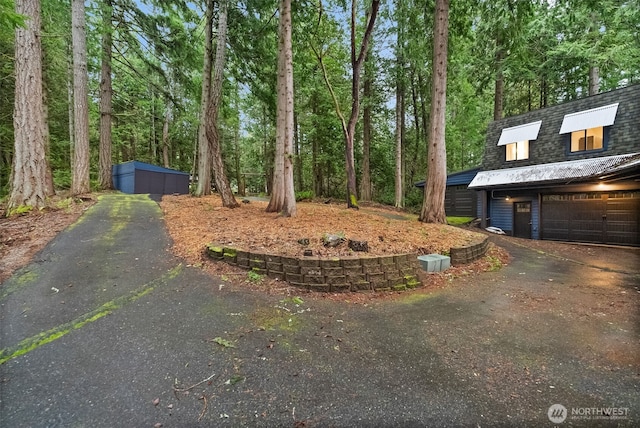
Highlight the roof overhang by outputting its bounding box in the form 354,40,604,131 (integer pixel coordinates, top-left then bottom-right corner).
468,153,640,189
497,121,542,146
559,103,619,134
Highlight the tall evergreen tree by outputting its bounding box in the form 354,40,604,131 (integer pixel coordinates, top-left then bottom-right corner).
420,0,448,224
8,0,53,210
206,0,238,208
71,0,90,195
266,0,296,216
99,0,113,190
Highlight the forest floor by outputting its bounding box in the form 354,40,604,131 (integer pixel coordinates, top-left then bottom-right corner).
0,192,509,297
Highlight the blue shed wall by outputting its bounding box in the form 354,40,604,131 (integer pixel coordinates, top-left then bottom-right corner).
112,161,189,195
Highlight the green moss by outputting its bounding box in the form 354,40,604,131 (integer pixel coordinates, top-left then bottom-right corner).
252,307,303,332
397,292,438,304
446,216,474,225
0,263,183,365
349,193,359,208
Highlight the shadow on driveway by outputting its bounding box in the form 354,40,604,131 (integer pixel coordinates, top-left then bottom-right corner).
1,194,638,427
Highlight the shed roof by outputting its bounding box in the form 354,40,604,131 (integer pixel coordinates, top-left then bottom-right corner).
468,153,640,189
113,160,189,176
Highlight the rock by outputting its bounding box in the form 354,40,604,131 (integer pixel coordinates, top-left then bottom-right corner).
323,234,346,247
348,239,369,252
303,249,313,256
297,238,310,246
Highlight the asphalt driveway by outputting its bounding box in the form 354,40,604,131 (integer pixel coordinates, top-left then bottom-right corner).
0,193,638,427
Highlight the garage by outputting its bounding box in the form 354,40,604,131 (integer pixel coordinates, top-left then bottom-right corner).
541,191,640,246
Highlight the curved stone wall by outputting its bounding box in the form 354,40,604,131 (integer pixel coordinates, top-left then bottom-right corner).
450,236,489,265
206,244,422,292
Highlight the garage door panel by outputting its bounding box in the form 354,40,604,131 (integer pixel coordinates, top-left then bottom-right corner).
542,192,639,246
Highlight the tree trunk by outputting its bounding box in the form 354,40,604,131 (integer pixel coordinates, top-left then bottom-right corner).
394,82,403,208
419,0,448,224
162,101,170,168
99,0,113,190
9,0,53,211
205,0,238,208
344,1,379,209
360,54,372,202
344,0,378,208
195,0,214,196
589,66,599,95
71,0,90,195
493,36,504,121
294,112,303,191
311,96,322,197
67,45,74,174
266,0,296,216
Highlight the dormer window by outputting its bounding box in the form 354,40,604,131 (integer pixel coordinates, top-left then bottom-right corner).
570,127,603,152
560,103,618,154
506,141,529,161
497,120,541,162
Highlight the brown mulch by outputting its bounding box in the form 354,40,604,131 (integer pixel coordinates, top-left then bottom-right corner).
159,195,510,301
0,192,510,302
0,194,97,283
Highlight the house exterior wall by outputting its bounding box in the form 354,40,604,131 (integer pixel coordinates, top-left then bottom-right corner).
482,84,640,171
490,194,540,239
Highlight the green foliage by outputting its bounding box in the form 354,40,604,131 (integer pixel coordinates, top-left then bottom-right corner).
0,0,26,33
8,205,33,216
2,0,639,210
247,269,264,283
295,190,314,201
212,337,235,348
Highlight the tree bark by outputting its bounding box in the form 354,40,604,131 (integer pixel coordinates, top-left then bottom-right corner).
99,0,113,190
9,0,53,211
195,0,214,196
71,0,90,195
493,36,504,121
419,0,448,224
394,82,403,208
205,0,238,208
266,0,296,216
589,66,599,95
360,54,373,202
162,101,170,168
345,0,379,209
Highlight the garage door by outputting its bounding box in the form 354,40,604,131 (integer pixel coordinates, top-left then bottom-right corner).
541,191,640,246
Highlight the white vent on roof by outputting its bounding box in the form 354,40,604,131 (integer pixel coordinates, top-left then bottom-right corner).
559,103,619,134
497,120,542,146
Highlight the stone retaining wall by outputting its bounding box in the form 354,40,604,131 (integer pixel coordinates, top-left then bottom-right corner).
450,236,489,265
206,244,422,292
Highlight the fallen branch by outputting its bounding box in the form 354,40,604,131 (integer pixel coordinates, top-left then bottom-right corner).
198,394,208,422
173,373,216,394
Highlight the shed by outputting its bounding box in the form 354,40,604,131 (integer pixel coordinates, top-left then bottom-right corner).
112,161,189,195
415,167,481,217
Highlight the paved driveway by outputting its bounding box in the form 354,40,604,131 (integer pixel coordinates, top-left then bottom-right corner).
1,194,638,427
